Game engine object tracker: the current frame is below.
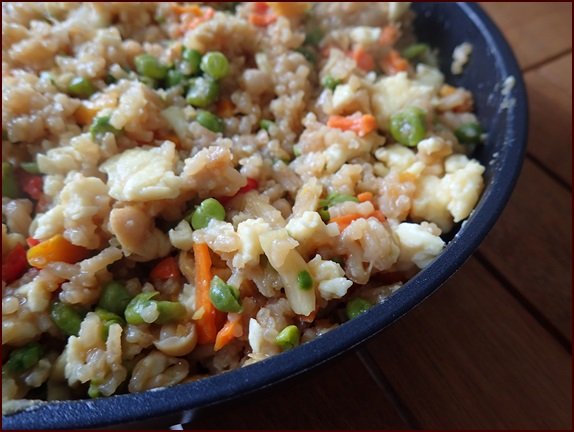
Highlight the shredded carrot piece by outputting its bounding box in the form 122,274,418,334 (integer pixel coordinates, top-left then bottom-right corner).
266,2,310,17
357,191,373,203
371,210,387,223
439,84,457,97
351,46,375,71
327,113,377,137
188,7,214,29
193,243,217,344
216,98,235,118
328,213,364,231
249,12,277,26
214,315,243,351
26,234,89,269
330,210,387,231
379,24,399,46
170,3,202,15
150,256,180,280
381,49,409,75
298,309,317,323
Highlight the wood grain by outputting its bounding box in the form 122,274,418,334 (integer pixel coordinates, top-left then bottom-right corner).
480,2,572,69
366,258,572,429
185,351,409,429
479,159,572,341
525,53,572,185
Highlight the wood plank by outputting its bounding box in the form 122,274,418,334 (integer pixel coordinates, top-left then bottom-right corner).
525,54,572,185
480,159,572,340
184,350,409,429
480,2,572,69
366,258,572,429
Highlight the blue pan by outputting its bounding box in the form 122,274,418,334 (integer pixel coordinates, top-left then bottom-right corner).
2,3,528,429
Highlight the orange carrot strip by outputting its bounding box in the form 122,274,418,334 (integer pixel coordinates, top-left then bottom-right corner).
150,256,180,280
214,315,243,352
26,234,89,269
371,210,387,223
379,24,399,46
327,114,377,137
193,243,217,344
171,3,202,15
328,213,364,232
357,191,373,203
188,7,214,29
381,49,409,75
74,104,99,126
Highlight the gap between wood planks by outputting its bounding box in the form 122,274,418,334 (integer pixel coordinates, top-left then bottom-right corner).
474,251,571,353
521,48,572,74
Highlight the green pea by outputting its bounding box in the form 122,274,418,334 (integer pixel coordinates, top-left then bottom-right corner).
196,110,224,133
155,301,187,324
318,192,359,209
90,115,120,139
3,343,43,375
200,51,230,80
209,276,242,313
98,281,132,316
297,270,313,291
401,43,430,60
293,146,302,157
260,119,274,132
88,381,100,399
67,77,97,99
190,198,226,230
134,54,169,80
2,162,21,199
95,308,125,340
20,161,41,174
166,69,185,87
276,325,300,351
295,46,317,64
304,28,323,46
389,107,427,147
186,76,219,107
322,75,341,91
124,292,158,325
51,302,83,336
346,298,372,320
318,208,330,223
182,48,202,75
455,122,483,145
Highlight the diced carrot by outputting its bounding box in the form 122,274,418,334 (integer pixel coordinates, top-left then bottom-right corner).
27,234,90,269
74,104,99,126
381,49,409,75
249,12,277,26
214,314,243,351
357,191,373,203
327,113,377,137
351,46,375,71
150,256,180,280
216,98,235,118
379,24,399,46
193,243,217,344
298,309,317,323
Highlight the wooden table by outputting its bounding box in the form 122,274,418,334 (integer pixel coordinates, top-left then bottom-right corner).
176,4,572,429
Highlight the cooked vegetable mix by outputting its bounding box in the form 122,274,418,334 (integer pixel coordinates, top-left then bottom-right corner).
2,2,486,406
